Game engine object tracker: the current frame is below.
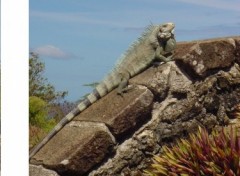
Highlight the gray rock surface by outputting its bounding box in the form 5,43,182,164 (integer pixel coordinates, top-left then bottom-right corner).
29,165,59,176
75,86,154,137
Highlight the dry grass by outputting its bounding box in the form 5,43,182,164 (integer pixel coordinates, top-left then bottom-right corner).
29,125,47,150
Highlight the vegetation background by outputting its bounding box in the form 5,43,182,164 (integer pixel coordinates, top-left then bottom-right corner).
29,52,78,149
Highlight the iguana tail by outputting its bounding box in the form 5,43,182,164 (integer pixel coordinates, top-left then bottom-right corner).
29,72,121,159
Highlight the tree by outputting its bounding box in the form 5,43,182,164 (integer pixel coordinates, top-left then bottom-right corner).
48,100,77,121
29,52,67,103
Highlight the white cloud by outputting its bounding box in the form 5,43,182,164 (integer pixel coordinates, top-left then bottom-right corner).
33,45,73,59
176,0,240,11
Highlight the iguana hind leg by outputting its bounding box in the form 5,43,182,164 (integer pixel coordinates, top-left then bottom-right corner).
117,77,129,96
117,72,132,96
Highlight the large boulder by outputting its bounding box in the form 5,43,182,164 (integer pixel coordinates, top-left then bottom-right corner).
30,122,116,176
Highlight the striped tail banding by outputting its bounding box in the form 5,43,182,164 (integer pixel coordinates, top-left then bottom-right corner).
29,85,108,159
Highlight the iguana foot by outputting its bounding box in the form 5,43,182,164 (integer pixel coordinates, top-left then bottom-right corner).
155,53,174,63
117,76,128,96
117,85,135,95
164,55,174,62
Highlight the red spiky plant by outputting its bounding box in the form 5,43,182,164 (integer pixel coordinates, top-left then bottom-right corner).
145,126,240,176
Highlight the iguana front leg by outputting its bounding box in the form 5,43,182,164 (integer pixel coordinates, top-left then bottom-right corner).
154,46,173,62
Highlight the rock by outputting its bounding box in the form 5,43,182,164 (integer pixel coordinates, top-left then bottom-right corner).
30,122,115,176
234,37,240,64
129,63,171,99
130,62,192,100
174,37,237,76
29,165,59,176
75,86,154,137
89,138,144,176
88,37,240,175
29,36,240,176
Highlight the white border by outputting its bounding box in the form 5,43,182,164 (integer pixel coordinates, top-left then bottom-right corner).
1,0,29,175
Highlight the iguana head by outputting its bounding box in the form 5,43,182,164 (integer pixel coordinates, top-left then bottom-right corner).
160,22,175,33
158,22,175,39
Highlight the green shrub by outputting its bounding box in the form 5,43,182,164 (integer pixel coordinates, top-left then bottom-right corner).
29,96,56,131
29,96,57,148
145,127,240,176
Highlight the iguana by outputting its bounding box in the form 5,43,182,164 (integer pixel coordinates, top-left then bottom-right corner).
29,22,176,159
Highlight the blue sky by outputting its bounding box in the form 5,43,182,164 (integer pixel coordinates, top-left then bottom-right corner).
30,0,240,101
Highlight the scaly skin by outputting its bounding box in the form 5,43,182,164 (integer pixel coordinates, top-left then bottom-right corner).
117,22,176,94
29,22,176,159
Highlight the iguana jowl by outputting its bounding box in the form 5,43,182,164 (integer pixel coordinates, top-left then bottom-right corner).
29,22,176,159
